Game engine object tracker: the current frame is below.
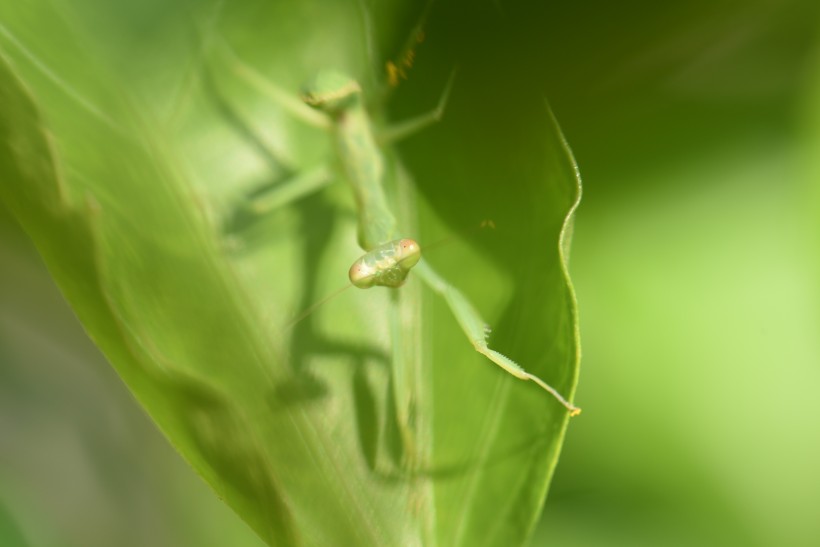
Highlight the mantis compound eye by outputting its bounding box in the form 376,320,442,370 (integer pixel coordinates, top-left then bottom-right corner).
349,261,377,289
395,239,421,270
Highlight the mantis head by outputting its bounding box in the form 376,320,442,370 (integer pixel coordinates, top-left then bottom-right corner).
349,239,421,289
301,70,362,114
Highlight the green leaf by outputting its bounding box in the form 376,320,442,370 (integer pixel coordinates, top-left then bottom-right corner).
0,1,581,545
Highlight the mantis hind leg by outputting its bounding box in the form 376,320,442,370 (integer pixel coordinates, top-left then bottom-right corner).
237,165,335,218
413,260,581,416
378,68,457,145
208,38,331,130
203,46,338,234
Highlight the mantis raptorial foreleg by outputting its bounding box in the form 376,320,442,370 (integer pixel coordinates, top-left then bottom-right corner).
413,261,581,415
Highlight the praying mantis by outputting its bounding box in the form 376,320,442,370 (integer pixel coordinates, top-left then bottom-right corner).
214,41,580,444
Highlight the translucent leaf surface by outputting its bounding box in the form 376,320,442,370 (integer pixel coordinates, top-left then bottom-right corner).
0,1,581,545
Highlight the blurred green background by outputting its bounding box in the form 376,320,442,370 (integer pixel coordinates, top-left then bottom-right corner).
2,0,820,545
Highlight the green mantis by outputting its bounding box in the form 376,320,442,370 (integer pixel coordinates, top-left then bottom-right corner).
301,68,581,416
219,49,581,423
